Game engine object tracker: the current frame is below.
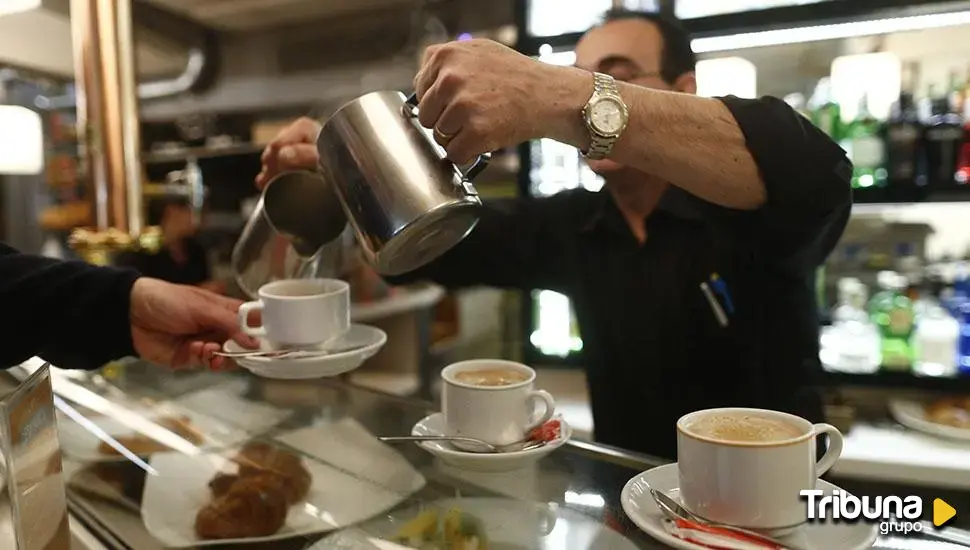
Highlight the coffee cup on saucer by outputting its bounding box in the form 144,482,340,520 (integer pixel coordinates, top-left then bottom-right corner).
676,407,844,533
237,278,349,349
441,360,555,452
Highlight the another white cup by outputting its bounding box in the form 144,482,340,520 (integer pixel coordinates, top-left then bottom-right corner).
441,360,555,451
237,278,349,348
677,407,844,532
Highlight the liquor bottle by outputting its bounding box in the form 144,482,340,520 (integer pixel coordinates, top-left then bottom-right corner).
827,278,880,373
914,302,959,377
840,94,887,189
923,88,963,188
947,69,965,115
808,78,841,139
956,99,970,185
884,91,924,187
869,271,916,371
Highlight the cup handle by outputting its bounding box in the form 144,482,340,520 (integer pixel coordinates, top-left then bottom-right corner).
404,92,491,182
812,423,844,476
526,390,556,431
237,301,266,338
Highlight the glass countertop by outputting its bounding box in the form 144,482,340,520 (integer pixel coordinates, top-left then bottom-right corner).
29,360,969,549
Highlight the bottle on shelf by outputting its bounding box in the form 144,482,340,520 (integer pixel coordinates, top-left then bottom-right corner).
869,271,916,371
840,94,887,189
956,98,970,185
923,84,964,188
947,69,965,116
884,63,926,188
808,77,841,139
914,301,960,377
821,278,880,374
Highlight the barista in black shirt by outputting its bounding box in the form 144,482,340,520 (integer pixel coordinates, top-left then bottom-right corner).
117,197,224,293
257,11,851,459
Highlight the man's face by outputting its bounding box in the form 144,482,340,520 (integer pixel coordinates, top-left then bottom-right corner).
574,18,696,175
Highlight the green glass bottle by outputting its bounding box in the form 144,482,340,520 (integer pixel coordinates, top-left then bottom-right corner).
840,94,888,189
869,271,916,371
808,78,841,139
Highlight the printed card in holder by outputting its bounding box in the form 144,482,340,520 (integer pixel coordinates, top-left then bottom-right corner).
0,364,70,550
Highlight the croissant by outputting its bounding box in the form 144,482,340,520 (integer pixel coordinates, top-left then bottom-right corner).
232,443,311,503
194,480,288,539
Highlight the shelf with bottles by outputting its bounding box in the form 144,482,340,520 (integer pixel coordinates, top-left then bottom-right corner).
795,63,970,205
821,262,970,389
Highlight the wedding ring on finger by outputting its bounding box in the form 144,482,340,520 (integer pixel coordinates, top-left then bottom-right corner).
433,126,457,146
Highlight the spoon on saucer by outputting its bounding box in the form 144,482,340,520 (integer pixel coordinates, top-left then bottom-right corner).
650,488,809,550
378,435,546,453
213,344,361,360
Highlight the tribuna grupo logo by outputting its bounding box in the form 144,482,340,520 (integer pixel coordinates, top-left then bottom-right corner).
801,489,925,535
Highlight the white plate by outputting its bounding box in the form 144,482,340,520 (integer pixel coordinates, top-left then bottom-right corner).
889,398,970,441
56,407,252,463
621,463,878,550
142,443,424,548
225,324,386,379
314,497,638,549
411,412,570,473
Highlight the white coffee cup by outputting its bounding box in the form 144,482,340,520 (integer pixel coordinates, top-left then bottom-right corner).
441,360,555,451
237,278,349,348
677,407,844,532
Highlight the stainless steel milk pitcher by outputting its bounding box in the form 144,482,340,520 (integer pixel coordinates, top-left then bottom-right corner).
315,90,489,276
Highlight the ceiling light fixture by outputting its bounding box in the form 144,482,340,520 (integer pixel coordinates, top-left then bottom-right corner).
692,10,970,53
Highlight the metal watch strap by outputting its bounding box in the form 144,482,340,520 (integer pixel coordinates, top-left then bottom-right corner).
586,73,619,160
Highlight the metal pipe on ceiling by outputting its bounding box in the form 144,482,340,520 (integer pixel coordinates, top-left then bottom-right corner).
36,0,219,110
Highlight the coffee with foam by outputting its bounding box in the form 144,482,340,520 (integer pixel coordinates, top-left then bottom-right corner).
684,412,804,443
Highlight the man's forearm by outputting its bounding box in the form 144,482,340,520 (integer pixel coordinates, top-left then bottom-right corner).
548,69,767,210
0,244,139,369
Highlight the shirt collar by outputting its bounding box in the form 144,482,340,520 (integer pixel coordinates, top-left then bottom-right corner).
580,186,705,234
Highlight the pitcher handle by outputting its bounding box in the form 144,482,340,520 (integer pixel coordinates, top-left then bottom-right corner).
404,93,420,117
405,93,491,182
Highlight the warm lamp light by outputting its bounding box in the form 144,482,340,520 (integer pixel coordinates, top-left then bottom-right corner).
0,105,44,175
0,0,41,17
696,57,757,99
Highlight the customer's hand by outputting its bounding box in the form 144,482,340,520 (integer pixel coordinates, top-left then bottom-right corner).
255,118,323,190
129,278,258,370
414,38,591,163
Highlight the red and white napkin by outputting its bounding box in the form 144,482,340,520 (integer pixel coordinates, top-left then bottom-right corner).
662,518,785,550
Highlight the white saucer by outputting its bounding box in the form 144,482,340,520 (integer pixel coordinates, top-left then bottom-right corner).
621,463,878,550
411,412,571,472
223,324,386,379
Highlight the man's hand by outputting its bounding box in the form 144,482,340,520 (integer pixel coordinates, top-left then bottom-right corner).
129,278,258,370
414,39,592,164
255,118,323,190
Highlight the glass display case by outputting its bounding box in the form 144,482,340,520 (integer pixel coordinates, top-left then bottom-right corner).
14,358,966,549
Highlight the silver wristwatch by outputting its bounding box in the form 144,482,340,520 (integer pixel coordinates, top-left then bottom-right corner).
581,73,629,160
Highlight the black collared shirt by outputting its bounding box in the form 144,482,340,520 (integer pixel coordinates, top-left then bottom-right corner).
396,95,852,459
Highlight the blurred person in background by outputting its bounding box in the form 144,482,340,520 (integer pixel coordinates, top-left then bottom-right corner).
117,196,225,293
255,10,852,459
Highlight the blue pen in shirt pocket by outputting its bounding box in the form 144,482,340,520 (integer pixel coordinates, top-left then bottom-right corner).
708,273,735,315
699,272,734,328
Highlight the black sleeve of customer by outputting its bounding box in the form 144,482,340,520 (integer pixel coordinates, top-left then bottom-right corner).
0,243,139,370
387,194,580,293
714,95,853,271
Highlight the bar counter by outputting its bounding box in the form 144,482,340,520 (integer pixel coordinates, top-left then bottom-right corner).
23,360,970,549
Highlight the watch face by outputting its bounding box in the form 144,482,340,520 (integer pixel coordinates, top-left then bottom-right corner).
589,98,625,135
